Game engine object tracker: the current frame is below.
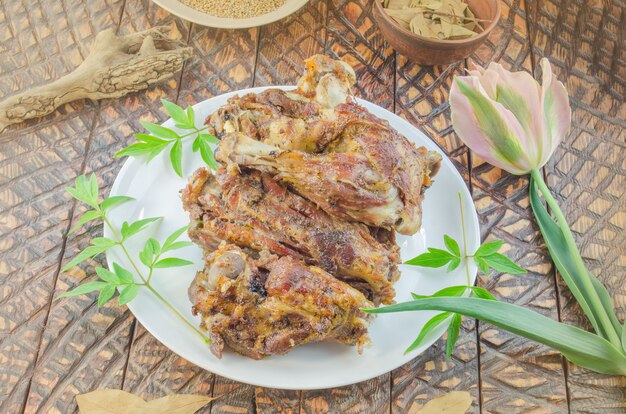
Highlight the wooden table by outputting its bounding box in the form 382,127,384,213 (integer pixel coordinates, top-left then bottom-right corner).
1,0,624,412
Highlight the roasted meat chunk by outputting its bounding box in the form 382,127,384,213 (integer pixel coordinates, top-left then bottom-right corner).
206,56,441,235
189,244,372,359
182,167,400,304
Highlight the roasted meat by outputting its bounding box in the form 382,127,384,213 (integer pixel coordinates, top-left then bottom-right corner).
189,244,372,359
206,55,442,235
182,167,400,304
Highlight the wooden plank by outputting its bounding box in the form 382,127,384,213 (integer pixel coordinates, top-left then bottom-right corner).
21,1,190,412
0,0,123,412
392,59,478,414
527,0,626,411
298,1,394,411
468,0,569,411
178,21,260,414
252,1,328,411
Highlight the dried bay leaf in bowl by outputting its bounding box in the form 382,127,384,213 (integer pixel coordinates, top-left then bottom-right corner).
382,0,486,40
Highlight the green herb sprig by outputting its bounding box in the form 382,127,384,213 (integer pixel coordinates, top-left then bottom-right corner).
365,193,626,376
59,174,208,343
400,193,526,357
115,99,219,177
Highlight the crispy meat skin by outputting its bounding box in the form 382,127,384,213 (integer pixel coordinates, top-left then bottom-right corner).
206,56,441,235
182,167,400,305
189,244,372,359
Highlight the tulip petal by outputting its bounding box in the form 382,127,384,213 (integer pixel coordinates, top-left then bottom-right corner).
539,58,571,168
451,76,533,175
488,62,543,164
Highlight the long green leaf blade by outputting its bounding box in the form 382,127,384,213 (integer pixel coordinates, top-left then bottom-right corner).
366,297,626,375
529,178,604,337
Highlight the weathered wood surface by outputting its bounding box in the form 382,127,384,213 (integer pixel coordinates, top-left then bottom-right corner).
0,0,624,413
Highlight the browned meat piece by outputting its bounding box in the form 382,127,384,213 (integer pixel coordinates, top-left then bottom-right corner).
205,55,441,235
182,167,400,304
217,125,441,235
189,244,372,359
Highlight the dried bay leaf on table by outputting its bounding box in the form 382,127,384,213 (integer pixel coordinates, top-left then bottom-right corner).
76,390,146,414
76,389,217,414
412,391,473,414
144,394,217,414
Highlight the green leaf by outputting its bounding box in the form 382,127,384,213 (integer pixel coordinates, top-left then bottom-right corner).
186,105,195,127
91,237,117,249
69,210,101,234
405,248,455,268
474,256,490,275
140,120,180,139
162,241,194,252
405,312,451,354
447,257,461,272
365,297,626,376
196,135,218,170
113,263,135,284
88,174,99,206
161,99,189,126
469,286,496,300
118,284,139,305
192,136,201,152
198,133,219,144
98,285,116,308
57,281,107,298
153,258,194,268
481,253,527,274
411,285,468,300
443,235,460,257
101,196,134,212
445,314,462,359
120,217,161,240
474,239,504,257
162,225,189,252
61,245,108,272
95,267,120,284
134,133,173,144
139,238,160,267
115,142,160,158
530,178,619,342
170,140,183,177
66,175,99,209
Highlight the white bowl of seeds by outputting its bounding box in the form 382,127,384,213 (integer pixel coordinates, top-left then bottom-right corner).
151,0,309,28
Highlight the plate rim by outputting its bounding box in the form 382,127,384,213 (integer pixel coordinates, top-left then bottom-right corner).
150,0,310,28
106,85,480,389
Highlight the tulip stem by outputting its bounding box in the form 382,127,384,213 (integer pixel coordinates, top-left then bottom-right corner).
530,169,622,348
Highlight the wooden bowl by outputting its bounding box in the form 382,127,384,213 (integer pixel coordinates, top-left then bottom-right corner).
373,0,501,65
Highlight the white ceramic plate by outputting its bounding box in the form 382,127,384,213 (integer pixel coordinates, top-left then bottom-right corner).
151,0,309,28
105,86,480,390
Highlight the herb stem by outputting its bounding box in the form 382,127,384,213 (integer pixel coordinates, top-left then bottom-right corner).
103,215,147,284
145,283,210,344
102,212,210,344
458,192,471,286
530,168,621,348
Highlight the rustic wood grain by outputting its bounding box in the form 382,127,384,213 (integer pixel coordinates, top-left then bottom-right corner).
252,2,328,410
392,57,478,414
467,0,569,412
527,0,626,411
0,0,122,412
21,1,188,412
1,0,624,412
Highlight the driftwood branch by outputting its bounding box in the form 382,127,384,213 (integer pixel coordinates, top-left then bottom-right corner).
0,27,193,132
